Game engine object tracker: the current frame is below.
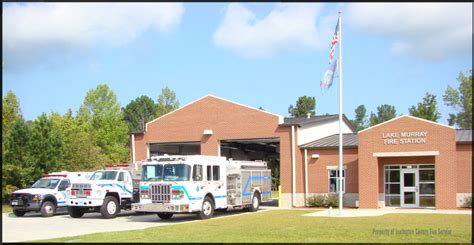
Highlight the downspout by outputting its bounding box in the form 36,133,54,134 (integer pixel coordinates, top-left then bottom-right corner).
131,134,136,163
291,125,296,207
304,148,308,207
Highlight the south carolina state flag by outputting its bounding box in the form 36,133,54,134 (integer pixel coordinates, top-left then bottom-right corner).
320,59,338,90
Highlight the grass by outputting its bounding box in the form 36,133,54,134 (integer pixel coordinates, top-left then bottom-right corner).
3,204,12,213
38,210,471,243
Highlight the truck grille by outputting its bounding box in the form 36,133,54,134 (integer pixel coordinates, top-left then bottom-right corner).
151,184,171,203
72,183,92,189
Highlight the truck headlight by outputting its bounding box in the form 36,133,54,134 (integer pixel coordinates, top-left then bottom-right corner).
32,194,42,201
171,189,184,200
141,189,150,199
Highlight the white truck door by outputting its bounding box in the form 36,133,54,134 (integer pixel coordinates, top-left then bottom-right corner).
56,179,70,207
189,164,205,210
125,172,134,198
211,165,226,208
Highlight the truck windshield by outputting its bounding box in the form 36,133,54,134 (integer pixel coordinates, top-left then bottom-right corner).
163,164,191,181
90,171,118,180
31,178,60,189
142,164,163,181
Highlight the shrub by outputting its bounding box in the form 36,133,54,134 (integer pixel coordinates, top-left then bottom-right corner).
2,185,18,203
325,193,339,208
307,194,326,207
463,195,472,208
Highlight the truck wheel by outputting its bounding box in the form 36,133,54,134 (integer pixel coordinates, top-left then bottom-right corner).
247,192,260,212
157,213,173,219
196,196,214,220
68,206,85,218
101,196,120,219
40,201,56,217
13,210,26,217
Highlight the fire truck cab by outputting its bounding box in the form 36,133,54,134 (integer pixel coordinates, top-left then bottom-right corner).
66,163,141,219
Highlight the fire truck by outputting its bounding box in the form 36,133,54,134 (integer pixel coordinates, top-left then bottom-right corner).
66,163,142,219
132,155,272,220
9,171,93,217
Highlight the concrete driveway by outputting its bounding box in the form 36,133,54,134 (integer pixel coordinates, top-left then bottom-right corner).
3,206,274,242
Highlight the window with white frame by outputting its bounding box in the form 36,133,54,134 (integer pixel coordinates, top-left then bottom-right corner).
328,169,345,193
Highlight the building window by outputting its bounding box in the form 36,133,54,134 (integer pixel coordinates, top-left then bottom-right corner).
328,169,345,193
384,165,401,207
419,165,435,207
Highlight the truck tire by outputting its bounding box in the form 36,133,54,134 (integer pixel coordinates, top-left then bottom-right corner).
157,213,173,219
68,206,85,218
101,196,120,219
247,192,260,212
196,196,214,220
13,210,26,217
40,201,56,217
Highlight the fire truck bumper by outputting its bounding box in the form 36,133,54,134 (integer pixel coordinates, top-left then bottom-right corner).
67,198,103,207
132,203,190,213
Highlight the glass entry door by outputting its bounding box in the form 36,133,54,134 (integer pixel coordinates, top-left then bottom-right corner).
401,169,418,207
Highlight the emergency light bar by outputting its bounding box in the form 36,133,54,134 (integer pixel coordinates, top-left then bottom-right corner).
105,164,130,167
43,174,68,178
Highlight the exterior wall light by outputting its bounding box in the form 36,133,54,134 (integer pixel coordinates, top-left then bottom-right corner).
311,154,320,159
203,130,213,135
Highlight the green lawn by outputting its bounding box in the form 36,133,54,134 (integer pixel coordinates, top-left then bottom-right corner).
3,204,12,213
39,210,471,243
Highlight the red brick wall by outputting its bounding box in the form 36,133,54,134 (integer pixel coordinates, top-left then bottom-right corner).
358,116,457,209
133,95,284,161
456,144,472,193
306,148,358,193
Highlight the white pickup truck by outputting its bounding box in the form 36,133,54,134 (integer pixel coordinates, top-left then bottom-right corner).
9,172,93,217
66,163,141,219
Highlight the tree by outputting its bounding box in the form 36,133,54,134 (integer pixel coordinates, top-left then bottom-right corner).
156,87,179,117
27,113,64,182
288,96,316,117
3,119,32,193
52,110,105,171
443,70,472,128
77,84,129,163
350,105,368,131
369,104,397,126
123,96,157,132
409,93,441,122
2,90,23,159
2,90,23,137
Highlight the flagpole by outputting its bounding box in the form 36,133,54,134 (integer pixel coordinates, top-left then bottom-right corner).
338,10,343,216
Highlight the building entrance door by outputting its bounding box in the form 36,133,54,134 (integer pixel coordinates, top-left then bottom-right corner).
401,168,419,208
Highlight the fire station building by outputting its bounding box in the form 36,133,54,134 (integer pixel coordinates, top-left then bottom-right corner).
129,95,472,209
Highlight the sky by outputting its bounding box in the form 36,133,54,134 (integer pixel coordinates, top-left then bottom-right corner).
2,3,472,126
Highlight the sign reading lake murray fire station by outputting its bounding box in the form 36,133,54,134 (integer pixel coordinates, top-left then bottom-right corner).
382,131,427,145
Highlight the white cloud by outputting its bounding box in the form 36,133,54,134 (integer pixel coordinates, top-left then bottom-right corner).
213,3,333,58
3,3,184,72
347,3,472,60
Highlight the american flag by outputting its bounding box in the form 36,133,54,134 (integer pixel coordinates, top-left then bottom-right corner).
329,18,340,64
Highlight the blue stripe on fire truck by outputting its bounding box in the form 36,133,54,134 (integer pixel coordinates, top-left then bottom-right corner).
242,176,271,196
96,183,132,194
